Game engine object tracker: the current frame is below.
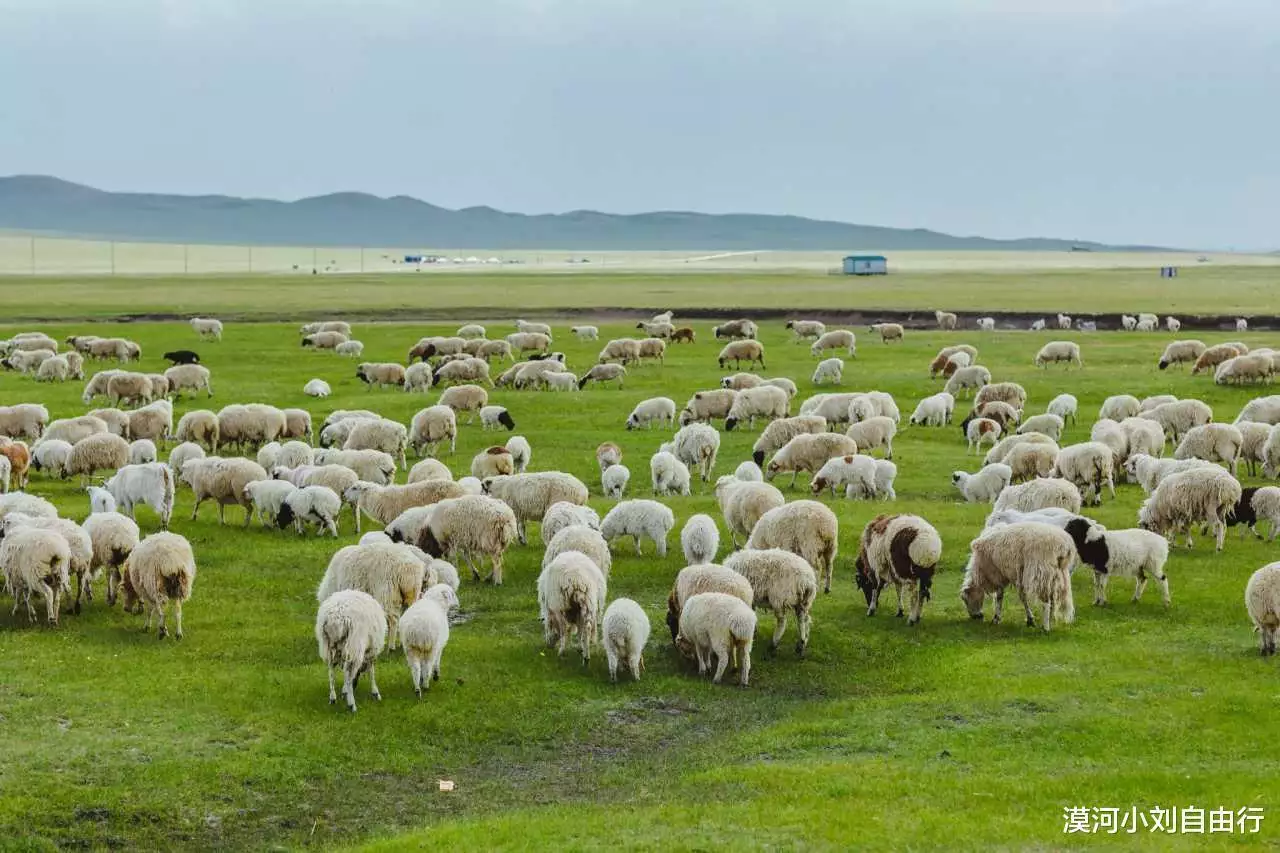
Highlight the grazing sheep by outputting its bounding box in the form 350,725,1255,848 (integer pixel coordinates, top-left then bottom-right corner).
345,479,465,533
279,485,343,537
746,500,838,594
301,321,352,337
172,410,218,452
434,357,494,388
1138,466,1241,550
909,392,955,427
314,448,397,485
1052,442,1117,505
597,338,641,366
974,383,1028,413
853,514,943,625
724,385,788,432
243,479,298,527
0,403,49,441
217,403,287,453
304,378,332,398
1016,413,1064,442
409,406,457,457
976,317,996,331
765,432,858,488
469,444,516,480
811,357,844,385
540,502,601,546
959,522,1075,630
31,439,73,479
333,340,363,358
1005,442,1058,482
1246,563,1280,656
596,442,622,473
571,325,599,341
506,435,531,473
1099,394,1142,423
0,439,29,490
787,320,826,343
117,531,196,639
679,389,738,426
398,584,458,696
1158,340,1207,370
1118,416,1165,461
1141,399,1213,443
602,599,649,682
811,454,876,498
1215,352,1275,386
676,592,756,686
480,406,516,431
715,477,785,548
602,464,630,499
578,363,627,389
712,318,758,340
1237,421,1271,476
302,331,349,350
993,477,1083,514
600,499,675,556
1173,423,1243,475
943,366,992,398
1064,518,1171,606
870,322,904,343
842,415,894,458
315,589,386,712
437,385,489,423
809,330,856,358
942,351,973,377
721,372,762,391
1030,319,1046,332
317,541,426,649
717,340,766,371
681,514,720,565
481,472,589,544
1235,395,1280,426
0,527,71,625
128,439,157,465
400,363,434,394
966,400,1019,432
965,417,1002,454
65,433,130,485
1166,316,1181,332
103,462,175,529
626,397,677,430
953,463,1013,504
636,320,675,339
1034,341,1082,369
935,310,957,330
983,432,1058,466
1193,343,1245,375
1124,453,1219,495
663,422,721,483
650,451,691,497
409,494,519,584
182,457,269,525
407,458,451,484
725,547,817,654
538,551,606,662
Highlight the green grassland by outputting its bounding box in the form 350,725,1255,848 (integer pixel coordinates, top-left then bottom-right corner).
0,307,1278,850
0,262,1279,320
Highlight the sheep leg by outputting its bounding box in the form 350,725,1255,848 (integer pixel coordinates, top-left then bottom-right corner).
656,535,667,558
410,657,423,697
156,601,170,639
867,583,880,617
1017,587,1036,627
893,581,905,618
490,554,504,586
711,643,730,684
907,586,923,626
342,662,358,712
1042,596,1054,632
327,663,338,705
992,588,1005,625
368,661,381,702
38,583,57,625
173,600,184,639
1093,572,1108,606
1214,520,1226,552
630,652,643,680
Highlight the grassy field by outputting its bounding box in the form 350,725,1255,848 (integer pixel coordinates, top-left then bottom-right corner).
0,306,1278,850
1,263,1280,321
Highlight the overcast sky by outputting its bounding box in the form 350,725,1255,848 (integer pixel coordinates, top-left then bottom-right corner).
2,0,1277,248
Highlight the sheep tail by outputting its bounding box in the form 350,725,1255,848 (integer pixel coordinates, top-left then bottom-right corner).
162,566,191,601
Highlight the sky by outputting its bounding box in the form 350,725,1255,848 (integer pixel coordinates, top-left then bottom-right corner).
1,0,1277,249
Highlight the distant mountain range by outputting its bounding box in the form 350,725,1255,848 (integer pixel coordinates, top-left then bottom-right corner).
0,175,1169,251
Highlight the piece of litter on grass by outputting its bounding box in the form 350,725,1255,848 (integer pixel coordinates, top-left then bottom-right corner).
438,780,455,792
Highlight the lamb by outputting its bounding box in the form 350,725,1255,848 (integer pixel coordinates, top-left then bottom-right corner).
870,322,904,343
1140,399,1213,443
717,340,766,371
716,477,786,548
542,371,579,392
599,499,675,556
578,363,627,389
746,500,838,593
116,531,196,639
713,319,758,340
65,433,130,485
243,479,298,526
1064,518,1171,607
602,464,630,499
411,494,519,584
626,397,677,430
679,389,738,425
537,550,606,663
786,320,826,342
314,448,397,485
1016,413,1064,442
1245,563,1280,656
1215,352,1275,386
481,472,589,544
811,357,844,385
680,514,720,565
409,406,457,456
724,385,788,431
596,441,622,472
959,522,1075,630
506,435,531,473
976,317,996,331
974,382,1027,412
480,406,516,431
571,325,599,341
765,432,858,488
103,462,175,528
398,584,459,696
965,417,1002,455
181,457,269,525
943,366,992,398
650,451,691,497
993,477,1083,513
540,502,602,546
675,592,756,686
724,547,818,654
1174,423,1243,474
1158,340,1207,370
809,330,856,358
304,378,332,398
31,439,74,479
934,310,957,330
952,463,1013,504
1137,466,1242,550
335,340,364,358
942,351,973,376
0,527,71,625
811,454,877,498
852,514,943,625
602,599,649,682
909,392,955,427
345,479,465,533
278,485,343,537
1030,319,1046,332
664,422,721,483
315,589,387,712
437,385,489,422
1192,343,1245,375
1166,316,1181,332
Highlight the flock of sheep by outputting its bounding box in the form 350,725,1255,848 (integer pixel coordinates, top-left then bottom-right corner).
2,306,1280,714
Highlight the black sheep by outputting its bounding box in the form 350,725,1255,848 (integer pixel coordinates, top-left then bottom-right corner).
163,350,200,365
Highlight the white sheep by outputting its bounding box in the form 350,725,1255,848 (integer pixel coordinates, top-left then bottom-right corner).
809,329,856,358
680,514,720,564
403,363,434,393
811,357,843,385
965,417,1002,454
1016,414,1064,442
537,551,606,662
409,406,457,457
1141,399,1213,443
1166,316,1181,332
664,423,720,483
0,527,71,624
725,547,818,652
1119,417,1165,461
626,397,677,430
601,499,675,556
602,464,630,499
746,500,838,594
715,477,785,548
1034,341,1082,369
1052,442,1117,505
993,477,1083,514
413,494,519,584
1174,423,1243,475
845,415,896,458
909,392,955,427
811,454,876,499
482,471,589,544
571,325,599,341
959,521,1075,630
243,479,298,527
750,414,827,468
1062,517,1170,607
540,502,602,546
317,541,425,647
953,463,1013,504
542,525,612,579
128,439,157,465
398,584,458,696
602,598,650,682
935,310,958,330
118,531,196,638
103,462,175,529
976,317,996,331
1030,319,1046,332
675,592,756,686
943,365,992,398
316,589,386,712
1245,563,1280,656
1137,466,1241,550
1099,394,1141,422
786,319,826,342
764,432,858,488
279,485,343,537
